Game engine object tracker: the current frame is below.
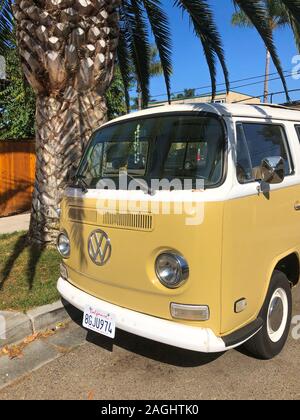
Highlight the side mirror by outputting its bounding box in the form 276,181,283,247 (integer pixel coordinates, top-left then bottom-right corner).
260,157,285,185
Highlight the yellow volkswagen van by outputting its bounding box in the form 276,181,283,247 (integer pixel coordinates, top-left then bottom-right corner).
57,103,300,360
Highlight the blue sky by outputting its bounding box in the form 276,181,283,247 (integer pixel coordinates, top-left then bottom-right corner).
146,0,300,104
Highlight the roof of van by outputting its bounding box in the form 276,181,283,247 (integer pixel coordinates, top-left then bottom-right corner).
102,103,300,127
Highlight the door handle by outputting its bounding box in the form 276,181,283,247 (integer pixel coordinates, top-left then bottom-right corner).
295,202,300,211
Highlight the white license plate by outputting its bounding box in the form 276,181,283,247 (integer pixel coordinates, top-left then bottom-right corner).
83,306,116,339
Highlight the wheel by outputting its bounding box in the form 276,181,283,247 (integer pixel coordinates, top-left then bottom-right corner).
243,270,292,360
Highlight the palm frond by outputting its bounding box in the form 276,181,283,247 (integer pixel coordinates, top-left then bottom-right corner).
150,60,163,76
290,14,300,51
175,0,230,97
233,0,290,102
201,42,217,100
130,0,151,108
279,1,300,51
0,0,15,55
279,0,300,23
267,0,289,22
231,10,253,27
141,0,172,104
120,0,151,108
117,28,131,112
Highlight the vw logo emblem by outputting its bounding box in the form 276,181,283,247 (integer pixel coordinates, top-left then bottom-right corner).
88,229,112,266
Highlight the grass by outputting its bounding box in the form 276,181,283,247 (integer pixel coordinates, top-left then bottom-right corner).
0,232,60,311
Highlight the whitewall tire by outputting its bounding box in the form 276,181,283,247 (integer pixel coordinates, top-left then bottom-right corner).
243,271,292,360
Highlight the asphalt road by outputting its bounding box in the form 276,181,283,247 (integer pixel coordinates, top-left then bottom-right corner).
0,286,300,400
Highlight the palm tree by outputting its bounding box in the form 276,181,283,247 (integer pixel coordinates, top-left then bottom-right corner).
0,0,299,244
172,88,196,100
232,0,297,103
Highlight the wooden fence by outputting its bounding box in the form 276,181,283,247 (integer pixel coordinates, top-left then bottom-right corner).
0,140,35,217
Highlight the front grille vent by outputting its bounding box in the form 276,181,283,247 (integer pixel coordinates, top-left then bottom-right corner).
101,212,153,231
68,206,154,231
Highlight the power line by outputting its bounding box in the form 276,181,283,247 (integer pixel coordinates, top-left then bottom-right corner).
148,71,297,104
233,88,300,104
229,72,295,91
145,69,294,101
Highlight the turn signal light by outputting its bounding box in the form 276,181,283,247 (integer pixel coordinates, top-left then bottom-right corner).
170,303,210,321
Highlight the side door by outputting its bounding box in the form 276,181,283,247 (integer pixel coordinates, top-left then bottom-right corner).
221,120,300,335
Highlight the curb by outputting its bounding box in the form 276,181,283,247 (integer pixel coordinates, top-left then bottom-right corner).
0,300,80,347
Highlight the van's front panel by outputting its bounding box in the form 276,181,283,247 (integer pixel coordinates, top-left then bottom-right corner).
60,195,224,335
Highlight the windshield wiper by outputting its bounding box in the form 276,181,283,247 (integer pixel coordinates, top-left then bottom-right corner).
69,172,155,195
77,176,88,193
68,174,88,193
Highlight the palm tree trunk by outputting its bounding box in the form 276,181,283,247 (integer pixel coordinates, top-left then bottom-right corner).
264,48,271,103
12,0,121,245
29,91,107,244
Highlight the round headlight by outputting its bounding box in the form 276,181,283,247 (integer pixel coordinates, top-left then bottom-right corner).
155,252,189,289
57,232,70,258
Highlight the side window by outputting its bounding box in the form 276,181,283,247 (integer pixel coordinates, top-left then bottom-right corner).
236,123,292,184
236,124,253,183
295,125,300,142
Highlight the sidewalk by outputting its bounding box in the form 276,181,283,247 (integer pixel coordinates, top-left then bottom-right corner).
0,213,30,235
0,319,86,391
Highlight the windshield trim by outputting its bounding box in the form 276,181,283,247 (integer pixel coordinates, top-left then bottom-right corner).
75,111,228,191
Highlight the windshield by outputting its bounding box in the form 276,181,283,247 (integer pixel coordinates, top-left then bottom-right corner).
76,114,225,190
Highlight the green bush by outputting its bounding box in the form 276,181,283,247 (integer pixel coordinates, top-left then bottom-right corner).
0,48,36,140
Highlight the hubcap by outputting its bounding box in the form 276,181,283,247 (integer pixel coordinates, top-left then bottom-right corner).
267,288,289,343
269,297,284,333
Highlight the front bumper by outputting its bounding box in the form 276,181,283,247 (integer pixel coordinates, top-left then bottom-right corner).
57,277,254,353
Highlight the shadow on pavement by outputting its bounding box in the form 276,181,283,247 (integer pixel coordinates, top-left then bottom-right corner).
63,300,224,368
